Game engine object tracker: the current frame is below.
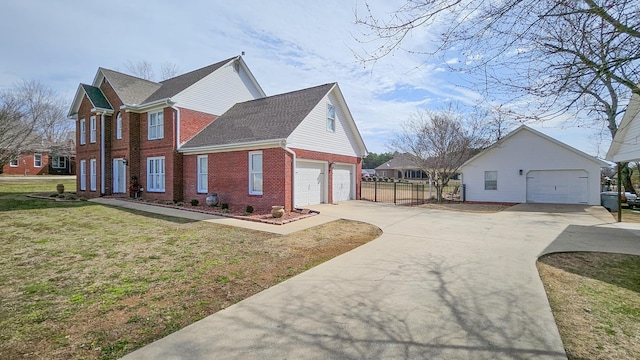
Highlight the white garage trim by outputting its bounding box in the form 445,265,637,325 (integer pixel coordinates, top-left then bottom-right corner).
295,160,327,207
526,170,589,204
332,163,355,202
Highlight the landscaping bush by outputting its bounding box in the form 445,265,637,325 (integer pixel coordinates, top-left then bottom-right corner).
221,203,229,210
190,199,199,206
245,205,254,214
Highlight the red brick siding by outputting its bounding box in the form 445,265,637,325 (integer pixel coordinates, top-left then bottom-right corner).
182,147,360,212
178,107,217,144
2,153,49,175
183,148,289,213
76,96,101,197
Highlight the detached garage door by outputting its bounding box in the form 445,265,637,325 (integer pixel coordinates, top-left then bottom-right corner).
332,164,354,202
295,161,324,207
526,170,588,204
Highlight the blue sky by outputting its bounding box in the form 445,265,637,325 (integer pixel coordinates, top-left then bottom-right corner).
0,0,609,157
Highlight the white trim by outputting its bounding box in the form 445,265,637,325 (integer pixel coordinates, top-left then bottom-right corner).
484,170,498,190
80,160,87,190
33,153,42,167
197,155,208,193
116,113,122,140
9,158,18,167
90,116,96,143
90,159,97,191
147,110,164,140
147,156,166,192
121,99,173,113
248,151,263,195
179,139,284,155
327,103,336,132
80,119,86,145
51,156,67,169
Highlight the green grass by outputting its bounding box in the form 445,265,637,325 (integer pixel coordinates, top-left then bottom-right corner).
538,252,640,359
0,177,381,360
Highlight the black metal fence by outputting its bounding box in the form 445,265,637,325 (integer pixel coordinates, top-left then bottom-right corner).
360,181,461,205
360,181,426,205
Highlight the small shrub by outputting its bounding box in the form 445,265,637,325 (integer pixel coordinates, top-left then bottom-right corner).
372,176,378,182
245,205,254,214
221,203,229,210
50,193,57,197
190,199,199,206
222,208,229,214
176,201,184,207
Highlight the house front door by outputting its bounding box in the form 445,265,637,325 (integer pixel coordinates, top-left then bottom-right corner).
113,159,126,194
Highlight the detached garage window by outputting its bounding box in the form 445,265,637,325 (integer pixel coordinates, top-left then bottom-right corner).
484,171,498,190
249,151,263,195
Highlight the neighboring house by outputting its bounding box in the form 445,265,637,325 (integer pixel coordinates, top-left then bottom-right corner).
68,56,367,212
607,93,640,162
180,83,367,212
2,143,75,176
375,153,427,179
460,125,608,205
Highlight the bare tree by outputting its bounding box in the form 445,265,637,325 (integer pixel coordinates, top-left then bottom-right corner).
355,1,640,138
391,108,489,201
160,62,180,80
124,60,155,81
124,60,181,81
0,80,71,166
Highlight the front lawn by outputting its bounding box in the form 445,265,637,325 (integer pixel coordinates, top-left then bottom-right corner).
538,252,640,359
0,178,381,359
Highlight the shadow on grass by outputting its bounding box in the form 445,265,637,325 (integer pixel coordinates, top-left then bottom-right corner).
540,224,640,294
98,204,200,225
0,192,96,212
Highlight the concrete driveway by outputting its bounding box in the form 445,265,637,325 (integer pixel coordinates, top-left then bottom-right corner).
122,201,640,360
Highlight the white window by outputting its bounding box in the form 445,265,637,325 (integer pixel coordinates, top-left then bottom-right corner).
80,119,86,145
484,171,497,190
148,110,164,140
34,154,42,167
327,104,335,132
248,151,263,195
147,157,165,192
52,156,66,169
80,160,86,190
197,155,208,193
116,113,122,140
90,159,97,191
9,158,18,167
90,116,97,143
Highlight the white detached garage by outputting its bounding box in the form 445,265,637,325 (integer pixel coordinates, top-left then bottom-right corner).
460,126,608,205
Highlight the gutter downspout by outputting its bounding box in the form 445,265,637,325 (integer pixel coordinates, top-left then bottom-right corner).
170,103,180,149
280,140,296,210
100,114,105,195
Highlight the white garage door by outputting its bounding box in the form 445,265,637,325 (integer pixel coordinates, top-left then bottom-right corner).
332,164,354,202
295,161,324,207
526,170,588,204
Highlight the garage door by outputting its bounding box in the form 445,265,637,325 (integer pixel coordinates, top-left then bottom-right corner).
332,164,354,202
295,161,324,207
526,170,588,204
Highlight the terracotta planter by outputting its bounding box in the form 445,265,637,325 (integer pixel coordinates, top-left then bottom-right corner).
271,206,285,218
56,183,64,194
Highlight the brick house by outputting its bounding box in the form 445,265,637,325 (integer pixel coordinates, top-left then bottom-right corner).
2,143,75,176
68,56,367,212
180,83,367,212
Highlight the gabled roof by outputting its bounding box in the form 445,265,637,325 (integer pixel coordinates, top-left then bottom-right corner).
143,57,237,103
95,68,161,105
376,153,419,170
181,83,336,149
67,84,114,117
461,125,609,168
81,84,112,110
606,93,640,162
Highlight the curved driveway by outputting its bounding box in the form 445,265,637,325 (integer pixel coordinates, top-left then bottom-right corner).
123,201,640,359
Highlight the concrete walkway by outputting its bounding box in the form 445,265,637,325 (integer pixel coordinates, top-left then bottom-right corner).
115,201,640,359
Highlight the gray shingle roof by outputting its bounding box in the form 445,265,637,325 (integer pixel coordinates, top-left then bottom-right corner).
376,153,420,170
99,68,161,105
81,84,112,110
182,83,335,149
144,57,234,103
